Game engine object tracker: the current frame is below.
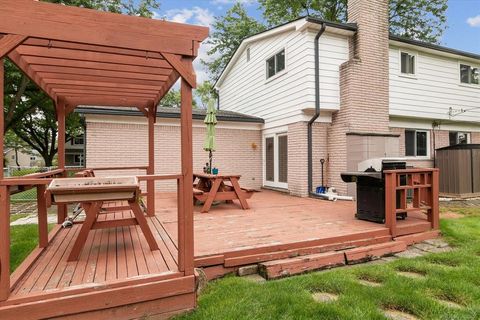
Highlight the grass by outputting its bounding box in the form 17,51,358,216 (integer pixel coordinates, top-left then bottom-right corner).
10,224,54,273
177,208,480,320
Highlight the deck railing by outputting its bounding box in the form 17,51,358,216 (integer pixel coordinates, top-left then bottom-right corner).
384,168,439,237
0,166,192,302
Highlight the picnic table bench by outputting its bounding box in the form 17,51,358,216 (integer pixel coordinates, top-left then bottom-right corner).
47,176,159,261
193,173,256,213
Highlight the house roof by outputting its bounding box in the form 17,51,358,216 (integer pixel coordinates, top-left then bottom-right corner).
215,16,480,89
76,106,265,124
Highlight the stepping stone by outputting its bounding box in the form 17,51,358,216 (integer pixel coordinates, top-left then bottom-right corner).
423,239,449,248
436,299,463,309
312,292,338,303
394,248,425,258
396,271,425,279
243,274,266,283
383,309,418,320
426,246,452,254
413,243,437,252
358,279,382,287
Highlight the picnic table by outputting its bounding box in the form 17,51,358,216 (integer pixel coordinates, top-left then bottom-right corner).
193,173,256,213
47,176,159,261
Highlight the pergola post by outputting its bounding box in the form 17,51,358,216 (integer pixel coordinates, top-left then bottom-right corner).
56,101,67,224
179,77,194,276
146,106,155,217
0,58,11,301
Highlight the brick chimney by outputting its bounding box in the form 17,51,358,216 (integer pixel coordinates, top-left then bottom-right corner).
327,0,399,195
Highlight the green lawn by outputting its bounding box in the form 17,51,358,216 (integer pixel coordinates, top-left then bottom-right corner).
10,223,54,272
177,209,480,320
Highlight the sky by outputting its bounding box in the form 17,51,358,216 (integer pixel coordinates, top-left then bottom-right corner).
152,0,480,83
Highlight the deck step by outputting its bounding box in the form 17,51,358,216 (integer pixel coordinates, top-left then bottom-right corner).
393,230,440,246
258,251,345,280
223,235,392,267
344,241,407,264
258,241,409,280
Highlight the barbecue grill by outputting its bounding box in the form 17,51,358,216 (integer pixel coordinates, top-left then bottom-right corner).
341,158,407,223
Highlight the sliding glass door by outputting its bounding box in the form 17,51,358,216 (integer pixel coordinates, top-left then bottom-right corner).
264,133,288,189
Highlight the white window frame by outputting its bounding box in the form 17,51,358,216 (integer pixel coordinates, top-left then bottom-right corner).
449,131,471,145
246,47,251,62
458,61,480,87
265,48,287,82
404,129,430,159
399,50,417,78
263,130,288,189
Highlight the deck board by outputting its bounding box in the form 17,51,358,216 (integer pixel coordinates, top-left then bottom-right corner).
7,189,432,316
9,212,178,299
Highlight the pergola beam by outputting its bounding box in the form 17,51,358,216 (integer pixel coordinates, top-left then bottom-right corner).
0,34,27,58
30,65,171,80
23,56,171,75
161,53,196,88
65,97,150,108
52,88,158,99
48,84,157,95
15,46,171,69
0,0,208,56
43,79,162,91
7,50,56,100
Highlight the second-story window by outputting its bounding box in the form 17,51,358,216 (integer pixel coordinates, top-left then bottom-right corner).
460,64,479,85
400,51,416,75
266,49,285,79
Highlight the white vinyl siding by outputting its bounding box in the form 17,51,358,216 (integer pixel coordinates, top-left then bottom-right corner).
389,47,480,123
219,29,349,125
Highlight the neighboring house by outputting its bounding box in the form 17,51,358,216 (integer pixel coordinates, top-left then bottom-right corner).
4,148,45,167
66,134,85,167
215,0,480,197
77,107,263,191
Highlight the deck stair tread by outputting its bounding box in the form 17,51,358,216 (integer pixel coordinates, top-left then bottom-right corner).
258,241,407,279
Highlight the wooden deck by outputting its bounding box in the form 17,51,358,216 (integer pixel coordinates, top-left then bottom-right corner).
154,190,434,276
1,189,436,319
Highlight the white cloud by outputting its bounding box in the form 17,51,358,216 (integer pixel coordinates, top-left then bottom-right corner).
161,7,217,85
467,15,480,27
165,7,214,27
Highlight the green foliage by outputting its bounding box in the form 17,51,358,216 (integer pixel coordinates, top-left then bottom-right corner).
178,215,480,320
195,81,218,109
43,0,160,18
202,3,266,80
258,0,448,43
159,89,198,109
10,167,40,177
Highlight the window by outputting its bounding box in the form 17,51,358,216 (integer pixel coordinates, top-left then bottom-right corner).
246,47,251,62
71,135,84,145
266,49,285,79
405,129,428,157
460,64,479,85
449,131,470,145
400,51,415,75
73,154,84,166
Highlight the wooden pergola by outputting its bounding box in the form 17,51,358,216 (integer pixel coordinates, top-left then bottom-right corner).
0,0,208,311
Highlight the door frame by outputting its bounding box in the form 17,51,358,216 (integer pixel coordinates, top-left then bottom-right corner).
263,129,288,189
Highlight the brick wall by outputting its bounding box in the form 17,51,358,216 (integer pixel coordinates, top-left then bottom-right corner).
86,119,262,191
287,122,308,196
327,0,392,195
287,122,329,197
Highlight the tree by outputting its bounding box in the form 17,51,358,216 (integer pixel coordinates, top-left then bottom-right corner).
258,0,448,43
158,89,198,109
195,81,218,109
3,0,160,165
202,3,266,80
3,131,30,167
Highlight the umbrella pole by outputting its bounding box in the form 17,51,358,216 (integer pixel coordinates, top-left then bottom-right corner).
209,150,213,173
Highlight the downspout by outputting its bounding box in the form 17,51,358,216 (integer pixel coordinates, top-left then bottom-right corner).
308,23,326,196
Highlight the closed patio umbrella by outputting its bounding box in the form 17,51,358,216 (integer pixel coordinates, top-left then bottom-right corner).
203,99,217,173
